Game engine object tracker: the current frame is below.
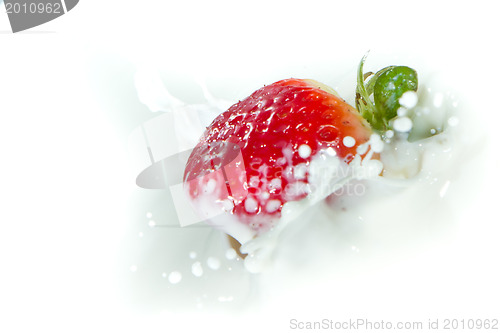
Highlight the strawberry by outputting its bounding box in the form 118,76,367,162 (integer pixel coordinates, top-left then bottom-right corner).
183,78,373,244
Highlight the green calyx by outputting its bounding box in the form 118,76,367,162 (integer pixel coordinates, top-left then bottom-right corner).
355,54,418,132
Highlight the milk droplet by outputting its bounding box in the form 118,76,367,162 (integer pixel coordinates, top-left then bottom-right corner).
217,296,234,302
243,253,260,273
433,93,444,107
207,257,221,270
148,220,156,227
259,191,270,201
284,181,310,198
393,117,413,133
268,178,282,190
369,134,384,153
168,271,182,284
397,107,408,117
244,197,259,214
130,265,137,272
249,175,260,188
365,159,384,177
293,163,308,180
221,199,234,212
146,212,152,218
325,147,337,156
265,199,281,213
399,91,418,109
243,250,272,274
439,180,451,198
447,116,459,127
298,144,312,158
189,251,197,259
191,261,203,277
204,179,216,194
225,248,237,260
343,136,356,148
356,143,369,155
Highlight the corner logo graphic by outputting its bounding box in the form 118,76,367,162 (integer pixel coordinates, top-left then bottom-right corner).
3,0,78,33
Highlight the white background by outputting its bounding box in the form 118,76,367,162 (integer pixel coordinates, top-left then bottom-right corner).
1,1,499,332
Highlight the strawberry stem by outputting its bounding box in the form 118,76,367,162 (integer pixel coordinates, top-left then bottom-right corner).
356,54,374,120
356,54,391,132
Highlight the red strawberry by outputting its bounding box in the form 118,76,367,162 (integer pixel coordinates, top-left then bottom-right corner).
183,78,372,244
